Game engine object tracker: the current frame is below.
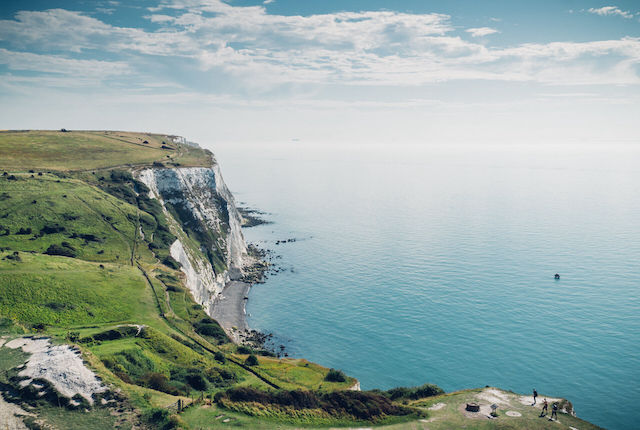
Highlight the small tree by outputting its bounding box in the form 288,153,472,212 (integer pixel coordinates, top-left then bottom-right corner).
325,368,347,382
245,354,259,366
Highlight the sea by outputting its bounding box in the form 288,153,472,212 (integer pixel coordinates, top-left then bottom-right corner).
211,142,640,430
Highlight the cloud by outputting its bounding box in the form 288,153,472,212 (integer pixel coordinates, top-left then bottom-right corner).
0,48,130,77
587,6,633,19
263,0,275,4
465,27,499,37
0,3,639,92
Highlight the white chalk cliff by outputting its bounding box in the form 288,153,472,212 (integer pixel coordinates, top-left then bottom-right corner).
137,158,248,316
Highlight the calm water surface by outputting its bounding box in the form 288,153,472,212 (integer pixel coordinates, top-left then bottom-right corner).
211,143,639,429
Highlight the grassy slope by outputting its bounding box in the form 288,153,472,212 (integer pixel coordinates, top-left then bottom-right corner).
0,130,211,171
0,252,154,326
0,173,139,262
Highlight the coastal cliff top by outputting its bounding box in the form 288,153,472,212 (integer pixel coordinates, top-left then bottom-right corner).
0,130,212,171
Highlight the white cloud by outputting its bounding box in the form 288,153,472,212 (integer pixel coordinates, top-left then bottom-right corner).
587,6,634,19
0,48,130,77
466,27,499,37
263,0,275,4
0,3,639,91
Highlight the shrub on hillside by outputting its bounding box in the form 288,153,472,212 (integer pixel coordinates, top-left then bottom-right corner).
44,243,77,258
171,368,208,391
205,366,236,386
110,170,133,183
245,354,259,366
143,408,180,430
383,383,444,401
139,372,182,396
40,224,66,235
325,368,347,383
219,387,415,421
162,256,181,270
3,251,21,261
236,345,253,354
194,321,228,343
165,284,183,292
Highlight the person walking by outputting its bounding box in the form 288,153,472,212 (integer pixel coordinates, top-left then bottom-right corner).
540,398,548,417
550,402,558,420
532,388,538,405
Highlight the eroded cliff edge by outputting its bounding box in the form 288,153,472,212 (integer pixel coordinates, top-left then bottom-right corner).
137,159,252,341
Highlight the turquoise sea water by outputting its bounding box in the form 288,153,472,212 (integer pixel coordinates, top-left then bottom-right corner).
212,143,639,430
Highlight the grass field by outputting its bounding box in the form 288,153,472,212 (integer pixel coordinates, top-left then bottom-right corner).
0,252,156,326
0,173,139,263
181,403,418,429
0,130,211,171
246,356,357,391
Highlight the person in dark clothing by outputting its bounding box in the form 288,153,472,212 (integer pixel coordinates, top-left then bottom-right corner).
550,402,558,420
532,389,538,405
540,398,548,417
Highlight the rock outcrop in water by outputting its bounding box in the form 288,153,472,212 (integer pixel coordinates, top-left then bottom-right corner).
137,159,249,316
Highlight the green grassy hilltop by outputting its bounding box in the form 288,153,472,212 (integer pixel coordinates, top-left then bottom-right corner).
0,130,212,170
0,131,602,429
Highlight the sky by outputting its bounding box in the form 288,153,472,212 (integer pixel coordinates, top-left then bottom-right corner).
0,0,639,145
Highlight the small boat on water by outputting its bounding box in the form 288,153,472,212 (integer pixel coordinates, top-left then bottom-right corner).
554,273,560,279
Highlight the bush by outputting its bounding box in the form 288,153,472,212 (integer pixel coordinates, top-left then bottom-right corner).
40,224,66,235
110,170,133,183
219,387,414,421
162,256,180,270
143,408,178,430
325,368,347,383
4,251,21,262
16,227,32,235
46,302,75,311
90,326,139,341
171,368,209,391
141,372,174,393
166,284,183,292
237,345,253,355
245,354,259,366
44,243,77,258
204,366,236,386
384,383,444,401
195,322,228,342
70,233,104,243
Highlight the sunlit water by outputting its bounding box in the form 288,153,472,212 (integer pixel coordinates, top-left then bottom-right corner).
210,142,639,429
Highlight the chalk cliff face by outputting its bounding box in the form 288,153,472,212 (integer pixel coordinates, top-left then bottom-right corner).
137,160,248,315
